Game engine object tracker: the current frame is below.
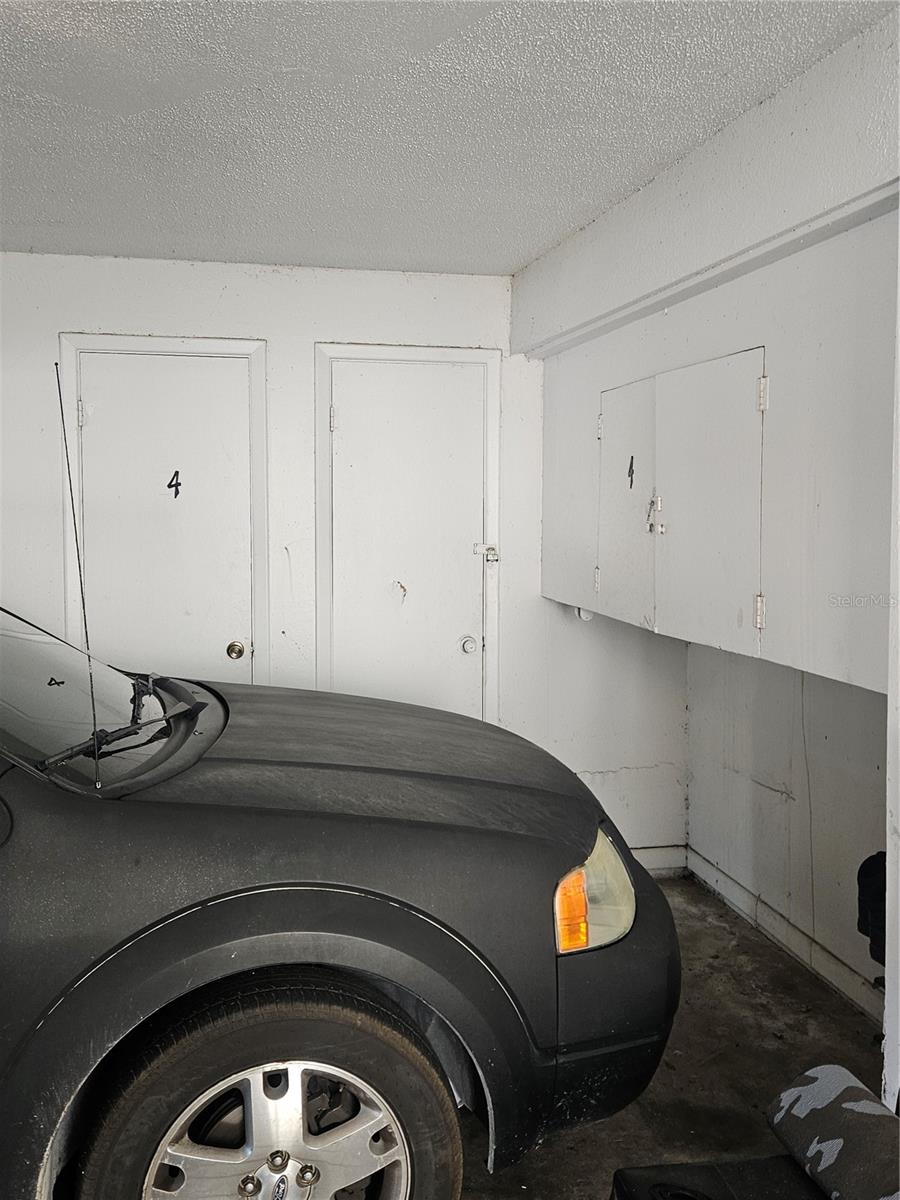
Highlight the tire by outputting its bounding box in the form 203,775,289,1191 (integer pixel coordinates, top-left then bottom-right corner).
77,978,463,1200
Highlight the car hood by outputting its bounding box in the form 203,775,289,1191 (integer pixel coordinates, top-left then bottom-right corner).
158,681,603,858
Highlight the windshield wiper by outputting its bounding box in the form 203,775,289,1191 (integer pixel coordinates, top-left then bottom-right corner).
37,700,204,772
129,673,159,725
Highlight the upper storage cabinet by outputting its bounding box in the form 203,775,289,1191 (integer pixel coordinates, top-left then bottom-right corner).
540,212,897,691
596,349,764,656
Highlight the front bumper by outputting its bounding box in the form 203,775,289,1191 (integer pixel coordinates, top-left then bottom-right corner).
549,860,681,1129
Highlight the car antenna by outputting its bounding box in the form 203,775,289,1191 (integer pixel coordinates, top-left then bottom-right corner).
55,361,101,790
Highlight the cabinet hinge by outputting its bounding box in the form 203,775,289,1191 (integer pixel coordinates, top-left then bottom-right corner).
757,376,769,412
593,566,601,592
597,414,603,440
329,404,336,432
76,398,85,429
754,593,767,630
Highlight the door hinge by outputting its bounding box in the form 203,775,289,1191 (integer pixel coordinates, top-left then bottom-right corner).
329,404,336,432
754,593,766,630
757,376,769,412
646,494,662,532
597,414,603,440
76,398,85,428
593,566,601,592
473,543,499,563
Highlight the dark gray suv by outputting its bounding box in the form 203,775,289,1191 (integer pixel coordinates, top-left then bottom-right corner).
0,607,680,1200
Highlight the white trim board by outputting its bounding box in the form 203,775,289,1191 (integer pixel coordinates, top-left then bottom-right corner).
884,302,900,1109
687,848,885,1023
58,333,271,682
314,343,501,724
634,845,688,875
514,181,898,359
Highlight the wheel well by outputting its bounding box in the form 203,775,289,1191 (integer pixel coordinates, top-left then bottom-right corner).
48,962,488,1198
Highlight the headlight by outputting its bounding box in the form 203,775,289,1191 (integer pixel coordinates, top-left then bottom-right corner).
554,826,636,953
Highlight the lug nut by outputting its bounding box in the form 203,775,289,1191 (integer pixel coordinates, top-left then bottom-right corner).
298,1164,320,1185
267,1149,290,1171
238,1176,261,1197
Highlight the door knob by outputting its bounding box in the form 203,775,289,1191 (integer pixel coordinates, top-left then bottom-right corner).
226,640,245,660
460,636,479,655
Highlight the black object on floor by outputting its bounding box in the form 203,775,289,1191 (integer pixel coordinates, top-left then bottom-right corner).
857,850,886,967
609,1155,821,1200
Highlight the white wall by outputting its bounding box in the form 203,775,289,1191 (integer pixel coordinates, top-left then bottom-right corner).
498,342,688,861
511,7,898,1071
535,213,896,1012
0,254,510,652
0,250,688,864
687,649,887,1018
511,10,899,356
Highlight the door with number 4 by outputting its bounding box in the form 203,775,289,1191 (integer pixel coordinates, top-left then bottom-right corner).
60,335,269,683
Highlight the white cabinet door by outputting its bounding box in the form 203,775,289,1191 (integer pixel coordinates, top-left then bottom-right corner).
597,377,656,628
321,350,496,719
69,337,266,683
654,348,764,655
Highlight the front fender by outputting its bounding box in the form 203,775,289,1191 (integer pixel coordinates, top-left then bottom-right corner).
2,885,552,1195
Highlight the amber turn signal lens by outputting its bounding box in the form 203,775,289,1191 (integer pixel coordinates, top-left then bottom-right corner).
554,866,589,953
553,828,636,954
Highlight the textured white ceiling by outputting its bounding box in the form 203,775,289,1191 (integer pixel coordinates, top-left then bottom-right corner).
0,1,893,274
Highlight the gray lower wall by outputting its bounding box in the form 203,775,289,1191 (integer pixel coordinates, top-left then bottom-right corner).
686,644,887,1016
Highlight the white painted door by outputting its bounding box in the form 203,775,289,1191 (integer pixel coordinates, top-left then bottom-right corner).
69,338,267,682
322,351,495,718
597,377,656,628
654,348,764,654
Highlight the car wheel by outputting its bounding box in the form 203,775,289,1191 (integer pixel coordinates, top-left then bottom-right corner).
77,978,463,1199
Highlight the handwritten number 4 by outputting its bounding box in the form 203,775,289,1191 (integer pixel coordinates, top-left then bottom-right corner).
167,470,182,499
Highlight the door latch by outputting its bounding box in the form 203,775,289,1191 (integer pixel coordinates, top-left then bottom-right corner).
473,543,500,563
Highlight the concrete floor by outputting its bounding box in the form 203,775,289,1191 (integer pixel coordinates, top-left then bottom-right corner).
460,876,883,1200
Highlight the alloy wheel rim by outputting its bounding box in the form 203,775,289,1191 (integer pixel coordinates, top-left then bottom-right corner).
142,1059,412,1199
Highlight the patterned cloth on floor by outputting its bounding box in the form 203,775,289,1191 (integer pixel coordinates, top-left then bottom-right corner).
767,1064,899,1200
